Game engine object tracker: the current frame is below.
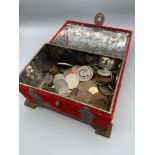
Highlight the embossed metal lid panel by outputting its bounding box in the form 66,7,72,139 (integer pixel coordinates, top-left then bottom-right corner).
52,22,130,59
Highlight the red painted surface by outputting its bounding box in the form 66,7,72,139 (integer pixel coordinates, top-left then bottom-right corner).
19,20,132,129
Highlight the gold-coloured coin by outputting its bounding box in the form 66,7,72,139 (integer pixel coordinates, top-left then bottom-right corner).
88,87,99,95
48,64,60,75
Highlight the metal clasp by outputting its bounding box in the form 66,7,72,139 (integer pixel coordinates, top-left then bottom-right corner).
94,12,105,26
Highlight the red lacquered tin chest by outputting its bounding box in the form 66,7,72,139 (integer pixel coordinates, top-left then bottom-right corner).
19,14,132,138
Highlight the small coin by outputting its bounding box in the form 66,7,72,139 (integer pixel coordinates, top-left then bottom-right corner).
65,73,80,89
97,69,111,76
49,64,59,75
71,65,80,74
54,79,68,92
99,85,113,96
44,74,53,85
77,66,93,81
88,87,99,95
53,74,65,85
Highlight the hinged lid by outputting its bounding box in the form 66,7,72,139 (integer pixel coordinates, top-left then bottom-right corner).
51,13,131,59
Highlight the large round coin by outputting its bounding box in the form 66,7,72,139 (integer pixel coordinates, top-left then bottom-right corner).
53,74,65,85
77,66,93,81
65,73,80,89
54,79,68,92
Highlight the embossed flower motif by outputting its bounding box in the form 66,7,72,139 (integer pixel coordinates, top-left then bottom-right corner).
26,65,35,79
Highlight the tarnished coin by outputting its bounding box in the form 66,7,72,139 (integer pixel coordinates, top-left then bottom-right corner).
78,80,97,91
65,73,80,89
97,69,112,76
71,88,79,96
41,83,49,90
69,95,84,103
53,74,65,85
91,92,108,104
99,85,113,96
54,79,68,92
94,75,112,84
91,99,109,111
77,90,93,104
47,87,57,93
106,59,115,70
58,87,71,97
64,68,72,77
71,65,80,74
44,74,53,86
77,66,93,81
49,64,59,75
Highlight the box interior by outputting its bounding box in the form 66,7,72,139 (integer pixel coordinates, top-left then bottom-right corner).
19,44,123,113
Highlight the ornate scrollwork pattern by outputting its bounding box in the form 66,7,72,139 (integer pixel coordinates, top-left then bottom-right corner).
52,23,129,59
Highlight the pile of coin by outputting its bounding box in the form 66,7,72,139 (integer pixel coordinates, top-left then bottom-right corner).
41,56,121,111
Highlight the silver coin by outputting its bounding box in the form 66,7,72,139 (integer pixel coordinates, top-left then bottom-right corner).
65,73,79,89
58,87,71,97
54,79,68,92
53,74,65,85
77,66,93,81
97,69,111,76
44,74,53,85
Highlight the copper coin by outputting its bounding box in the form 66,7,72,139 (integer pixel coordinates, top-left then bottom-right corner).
49,64,59,75
78,80,97,91
91,92,108,103
71,88,79,96
99,85,113,96
77,90,93,104
91,99,109,111
69,95,84,103
71,65,80,74
64,68,72,77
94,75,112,84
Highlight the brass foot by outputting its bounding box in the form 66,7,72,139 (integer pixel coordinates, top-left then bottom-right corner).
94,123,113,138
24,100,37,109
